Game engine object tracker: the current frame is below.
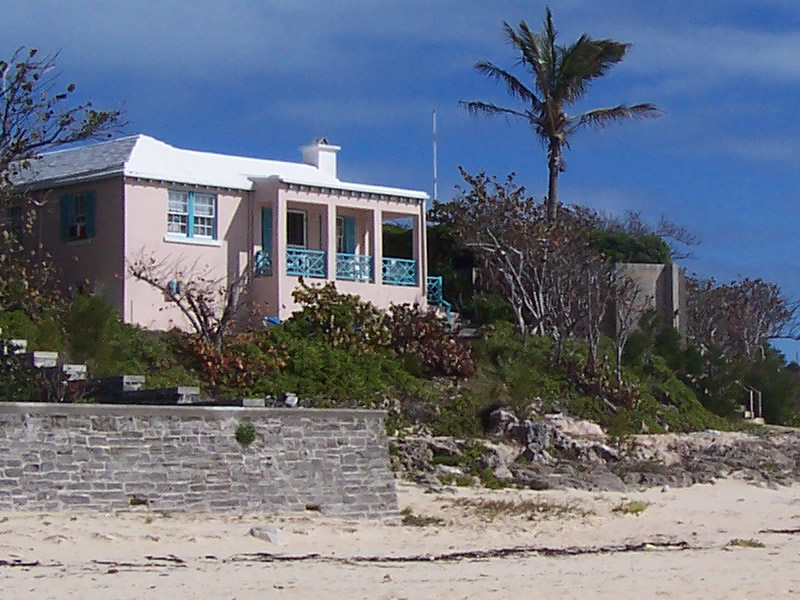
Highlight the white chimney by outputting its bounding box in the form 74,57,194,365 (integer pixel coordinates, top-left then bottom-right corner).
300,137,341,179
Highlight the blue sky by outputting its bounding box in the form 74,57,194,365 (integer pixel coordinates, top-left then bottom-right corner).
4,1,800,356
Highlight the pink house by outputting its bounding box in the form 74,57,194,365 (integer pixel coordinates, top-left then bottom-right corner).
18,135,434,330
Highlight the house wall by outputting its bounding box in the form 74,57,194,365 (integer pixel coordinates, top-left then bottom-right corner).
0,403,398,518
122,180,251,330
36,176,126,312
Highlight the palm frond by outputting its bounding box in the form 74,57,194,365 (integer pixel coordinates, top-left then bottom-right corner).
556,38,630,103
541,9,559,98
505,20,554,100
572,103,662,130
474,61,541,108
459,100,530,121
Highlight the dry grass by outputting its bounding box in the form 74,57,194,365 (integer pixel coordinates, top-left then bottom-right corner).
611,500,650,516
727,538,765,549
400,507,445,527
452,497,593,521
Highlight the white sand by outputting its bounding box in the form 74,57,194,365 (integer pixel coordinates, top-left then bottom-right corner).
2,477,800,599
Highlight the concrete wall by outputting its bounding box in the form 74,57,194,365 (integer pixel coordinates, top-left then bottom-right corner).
36,176,126,313
0,404,398,519
617,262,687,338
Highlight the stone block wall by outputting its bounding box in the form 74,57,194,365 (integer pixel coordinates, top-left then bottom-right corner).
0,403,398,518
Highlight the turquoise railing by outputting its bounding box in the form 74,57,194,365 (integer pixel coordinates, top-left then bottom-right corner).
286,247,326,278
426,275,452,322
336,253,373,282
254,249,272,276
382,257,417,286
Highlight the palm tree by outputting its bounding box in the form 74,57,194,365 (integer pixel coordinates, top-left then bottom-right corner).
460,8,661,222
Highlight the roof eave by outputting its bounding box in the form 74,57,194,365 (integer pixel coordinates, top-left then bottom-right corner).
13,167,125,193
249,175,428,203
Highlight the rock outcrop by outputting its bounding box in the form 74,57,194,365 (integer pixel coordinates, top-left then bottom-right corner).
391,410,800,492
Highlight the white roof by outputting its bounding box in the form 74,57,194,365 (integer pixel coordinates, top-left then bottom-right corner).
17,134,428,201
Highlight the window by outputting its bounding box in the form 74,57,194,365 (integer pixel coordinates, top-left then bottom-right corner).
60,191,96,241
287,210,306,247
167,190,217,239
3,204,24,237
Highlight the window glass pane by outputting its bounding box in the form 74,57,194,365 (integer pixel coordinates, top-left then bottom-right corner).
192,194,215,238
168,214,187,234
193,216,214,238
287,212,305,246
168,191,188,214
73,195,86,222
168,191,189,235
194,194,215,216
336,216,345,253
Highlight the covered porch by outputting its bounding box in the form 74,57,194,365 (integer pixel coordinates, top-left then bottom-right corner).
251,182,429,318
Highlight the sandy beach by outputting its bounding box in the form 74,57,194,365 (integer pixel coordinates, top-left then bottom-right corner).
2,476,800,599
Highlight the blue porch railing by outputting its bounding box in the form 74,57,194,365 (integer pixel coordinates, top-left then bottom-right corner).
254,249,272,276
286,247,327,278
337,253,373,282
382,257,417,286
426,275,452,322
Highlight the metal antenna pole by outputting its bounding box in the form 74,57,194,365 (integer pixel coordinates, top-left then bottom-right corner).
432,108,438,204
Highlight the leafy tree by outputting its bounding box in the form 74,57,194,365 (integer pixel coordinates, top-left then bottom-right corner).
460,8,660,221
687,276,800,360
596,209,698,261
0,48,121,189
0,47,121,318
431,169,624,371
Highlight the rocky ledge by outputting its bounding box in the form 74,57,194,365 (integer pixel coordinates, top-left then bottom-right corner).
391,409,800,493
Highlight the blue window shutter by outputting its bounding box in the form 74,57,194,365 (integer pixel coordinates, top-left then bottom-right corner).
261,207,273,250
85,191,96,238
212,197,218,240
59,195,72,241
187,192,195,238
343,216,356,253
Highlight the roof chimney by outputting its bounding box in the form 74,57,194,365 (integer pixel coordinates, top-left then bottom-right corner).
300,137,341,179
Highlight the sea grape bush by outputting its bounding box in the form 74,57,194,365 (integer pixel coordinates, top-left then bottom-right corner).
387,303,474,378
289,281,391,353
187,331,288,393
289,282,472,379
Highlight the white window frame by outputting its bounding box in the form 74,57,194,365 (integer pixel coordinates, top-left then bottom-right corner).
69,192,88,240
167,190,217,240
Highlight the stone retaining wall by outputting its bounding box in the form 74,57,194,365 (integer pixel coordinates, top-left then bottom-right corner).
0,403,397,518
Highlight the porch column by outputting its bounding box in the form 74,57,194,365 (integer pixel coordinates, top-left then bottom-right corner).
419,201,428,295
326,203,336,281
274,193,286,316
411,213,422,288
372,209,383,284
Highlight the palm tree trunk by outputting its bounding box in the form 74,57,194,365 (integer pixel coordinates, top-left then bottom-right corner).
546,141,560,222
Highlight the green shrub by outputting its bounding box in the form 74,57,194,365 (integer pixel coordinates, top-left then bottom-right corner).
234,421,257,447
590,230,671,264
0,310,37,341
288,281,391,353
430,393,484,437
0,349,44,401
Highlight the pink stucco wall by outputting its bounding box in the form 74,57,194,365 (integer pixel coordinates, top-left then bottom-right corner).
37,177,125,312
122,180,251,330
